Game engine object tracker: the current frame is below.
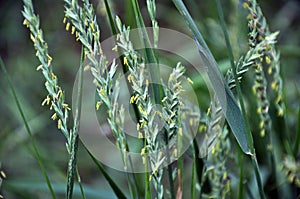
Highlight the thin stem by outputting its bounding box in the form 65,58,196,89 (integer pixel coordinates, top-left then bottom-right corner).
0,57,57,199
67,47,84,199
76,167,86,199
131,0,162,104
215,1,265,198
191,159,196,199
237,146,244,199
164,132,176,199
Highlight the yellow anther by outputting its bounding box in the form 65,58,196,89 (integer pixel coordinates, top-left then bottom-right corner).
90,22,95,32
71,26,76,34
42,95,51,106
138,132,143,139
211,146,216,154
127,74,133,83
65,22,70,31
1,170,6,178
100,87,106,97
51,73,56,80
149,175,153,182
187,77,194,84
130,95,135,104
199,125,206,132
260,129,265,137
257,64,262,70
243,2,249,9
259,121,264,129
278,108,284,117
162,97,168,103
265,56,271,64
36,65,43,71
84,65,91,71
271,81,278,91
112,45,118,52
123,57,128,66
96,101,102,110
51,113,57,120
58,119,62,129
207,107,211,115
257,107,262,114
30,34,35,42
268,66,273,74
23,19,30,27
63,103,71,110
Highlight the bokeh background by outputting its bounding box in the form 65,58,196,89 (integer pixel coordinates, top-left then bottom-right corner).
0,0,299,198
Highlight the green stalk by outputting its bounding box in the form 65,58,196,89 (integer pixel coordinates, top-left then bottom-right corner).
0,57,56,199
130,1,175,198
103,2,141,198
237,146,244,199
130,0,162,104
177,109,183,197
103,0,117,35
76,168,86,199
191,159,196,199
103,0,141,128
144,154,151,199
125,0,135,28
164,132,176,199
66,47,84,199
172,0,251,154
215,1,265,198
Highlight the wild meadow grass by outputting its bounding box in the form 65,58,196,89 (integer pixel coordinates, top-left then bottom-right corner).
0,0,299,198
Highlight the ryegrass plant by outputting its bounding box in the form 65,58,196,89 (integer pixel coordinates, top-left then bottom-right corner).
1,0,299,198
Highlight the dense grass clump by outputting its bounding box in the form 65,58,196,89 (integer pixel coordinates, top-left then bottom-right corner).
0,0,299,198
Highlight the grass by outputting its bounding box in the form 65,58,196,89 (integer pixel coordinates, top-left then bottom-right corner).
0,0,300,198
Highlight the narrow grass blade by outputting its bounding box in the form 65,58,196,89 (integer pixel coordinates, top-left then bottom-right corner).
237,145,244,199
66,48,85,199
101,4,141,197
177,112,183,197
215,1,266,198
191,159,196,199
125,0,135,29
172,0,251,154
130,0,162,104
130,1,168,198
103,0,117,35
293,105,300,157
103,0,141,127
82,144,126,199
0,57,56,199
76,168,86,199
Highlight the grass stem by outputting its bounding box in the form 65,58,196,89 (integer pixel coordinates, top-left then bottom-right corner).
215,1,265,198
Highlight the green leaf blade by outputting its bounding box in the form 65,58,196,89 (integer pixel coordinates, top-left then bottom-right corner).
172,0,251,154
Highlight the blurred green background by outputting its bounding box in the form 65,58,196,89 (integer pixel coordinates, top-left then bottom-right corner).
0,0,299,198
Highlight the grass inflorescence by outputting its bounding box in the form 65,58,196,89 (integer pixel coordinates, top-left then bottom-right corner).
1,0,298,198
